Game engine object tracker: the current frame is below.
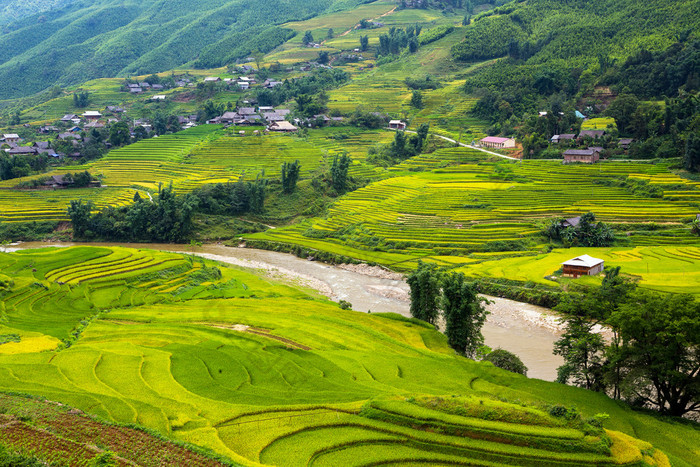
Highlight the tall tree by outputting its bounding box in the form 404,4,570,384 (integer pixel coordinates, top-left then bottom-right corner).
441,272,489,357
360,35,369,51
609,291,700,417
406,261,441,325
302,30,314,44
281,160,301,193
331,153,351,192
410,90,423,109
67,200,94,238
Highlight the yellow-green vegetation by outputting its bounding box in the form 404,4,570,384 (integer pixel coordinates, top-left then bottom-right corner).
0,246,697,465
0,126,393,223
248,159,700,289
581,117,617,130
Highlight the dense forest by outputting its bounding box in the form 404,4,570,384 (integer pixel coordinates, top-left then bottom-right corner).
0,0,369,99
454,0,699,160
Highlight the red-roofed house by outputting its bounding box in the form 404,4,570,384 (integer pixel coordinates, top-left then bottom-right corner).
479,136,516,149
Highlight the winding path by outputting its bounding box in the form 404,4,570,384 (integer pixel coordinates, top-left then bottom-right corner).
402,129,519,161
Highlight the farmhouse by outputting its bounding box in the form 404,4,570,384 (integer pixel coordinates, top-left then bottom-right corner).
237,107,256,115
219,112,241,124
204,77,221,82
389,120,406,130
480,136,516,149
263,112,285,123
151,84,164,90
7,146,37,155
551,134,576,143
237,81,250,90
618,138,634,149
83,111,102,120
560,216,581,228
562,255,605,278
129,87,143,94
563,148,600,164
268,121,298,132
151,95,166,100
60,114,78,122
579,129,605,139
2,133,20,143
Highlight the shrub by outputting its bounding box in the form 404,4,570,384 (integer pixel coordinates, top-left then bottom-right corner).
483,348,528,376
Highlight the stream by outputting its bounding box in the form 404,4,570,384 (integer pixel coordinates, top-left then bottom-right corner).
4,242,566,381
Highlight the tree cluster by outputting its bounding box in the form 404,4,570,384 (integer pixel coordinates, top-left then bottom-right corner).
544,212,615,247
281,160,301,193
254,69,348,108
378,25,421,56
407,262,489,357
367,124,430,166
554,267,700,417
72,91,89,108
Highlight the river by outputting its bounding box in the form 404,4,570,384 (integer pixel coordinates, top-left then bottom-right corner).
4,242,565,381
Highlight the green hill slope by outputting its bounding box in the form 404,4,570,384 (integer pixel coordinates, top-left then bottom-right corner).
0,0,367,99
0,246,698,465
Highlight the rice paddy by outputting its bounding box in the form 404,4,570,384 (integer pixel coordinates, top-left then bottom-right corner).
0,245,698,465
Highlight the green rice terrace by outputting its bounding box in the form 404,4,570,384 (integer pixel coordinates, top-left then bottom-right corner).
0,245,698,465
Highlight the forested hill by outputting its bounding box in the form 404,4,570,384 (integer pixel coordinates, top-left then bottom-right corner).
453,0,700,65
0,0,73,25
0,0,367,99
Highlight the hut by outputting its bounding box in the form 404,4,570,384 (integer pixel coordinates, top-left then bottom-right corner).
562,255,605,278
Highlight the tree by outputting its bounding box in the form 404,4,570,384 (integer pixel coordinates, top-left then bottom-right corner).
441,272,489,357
109,121,131,147
606,94,639,135
462,15,471,26
484,349,528,375
684,132,700,172
249,173,267,213
281,160,301,193
406,261,441,325
410,90,423,109
302,31,314,45
133,125,149,141
72,90,89,108
318,51,330,64
327,28,334,39
67,200,94,238
554,266,636,394
609,291,700,417
331,153,351,192
152,112,167,135
360,35,369,51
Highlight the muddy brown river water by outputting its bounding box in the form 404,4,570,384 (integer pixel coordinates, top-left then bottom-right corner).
5,242,566,381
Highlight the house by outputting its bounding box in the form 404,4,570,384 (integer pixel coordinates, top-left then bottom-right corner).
151,95,167,100
2,133,20,143
204,77,221,82
389,120,406,130
206,117,222,124
563,148,600,164
268,121,298,132
151,84,164,90
242,115,262,125
219,112,241,124
139,82,151,88
237,81,250,90
551,134,576,144
560,216,581,228
276,109,291,116
60,114,78,123
127,83,140,89
480,136,516,149
579,129,605,140
561,255,605,278
57,132,81,141
33,141,50,151
258,106,275,112
39,126,59,134
237,107,257,115
618,138,634,150
575,110,586,119
263,112,285,123
84,121,104,129
129,87,143,94
83,111,102,120
7,146,37,155
105,106,125,114
264,80,283,89
44,175,70,188
67,126,82,133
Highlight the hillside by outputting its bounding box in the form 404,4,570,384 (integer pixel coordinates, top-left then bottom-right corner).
0,0,73,25
0,245,698,465
0,0,368,99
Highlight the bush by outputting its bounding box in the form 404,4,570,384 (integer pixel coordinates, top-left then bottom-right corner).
483,348,528,375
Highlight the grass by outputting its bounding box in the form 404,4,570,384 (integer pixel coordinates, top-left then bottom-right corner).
0,245,698,465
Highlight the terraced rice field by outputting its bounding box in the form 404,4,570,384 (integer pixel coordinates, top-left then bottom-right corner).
1,246,697,465
0,126,390,222
248,159,700,292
